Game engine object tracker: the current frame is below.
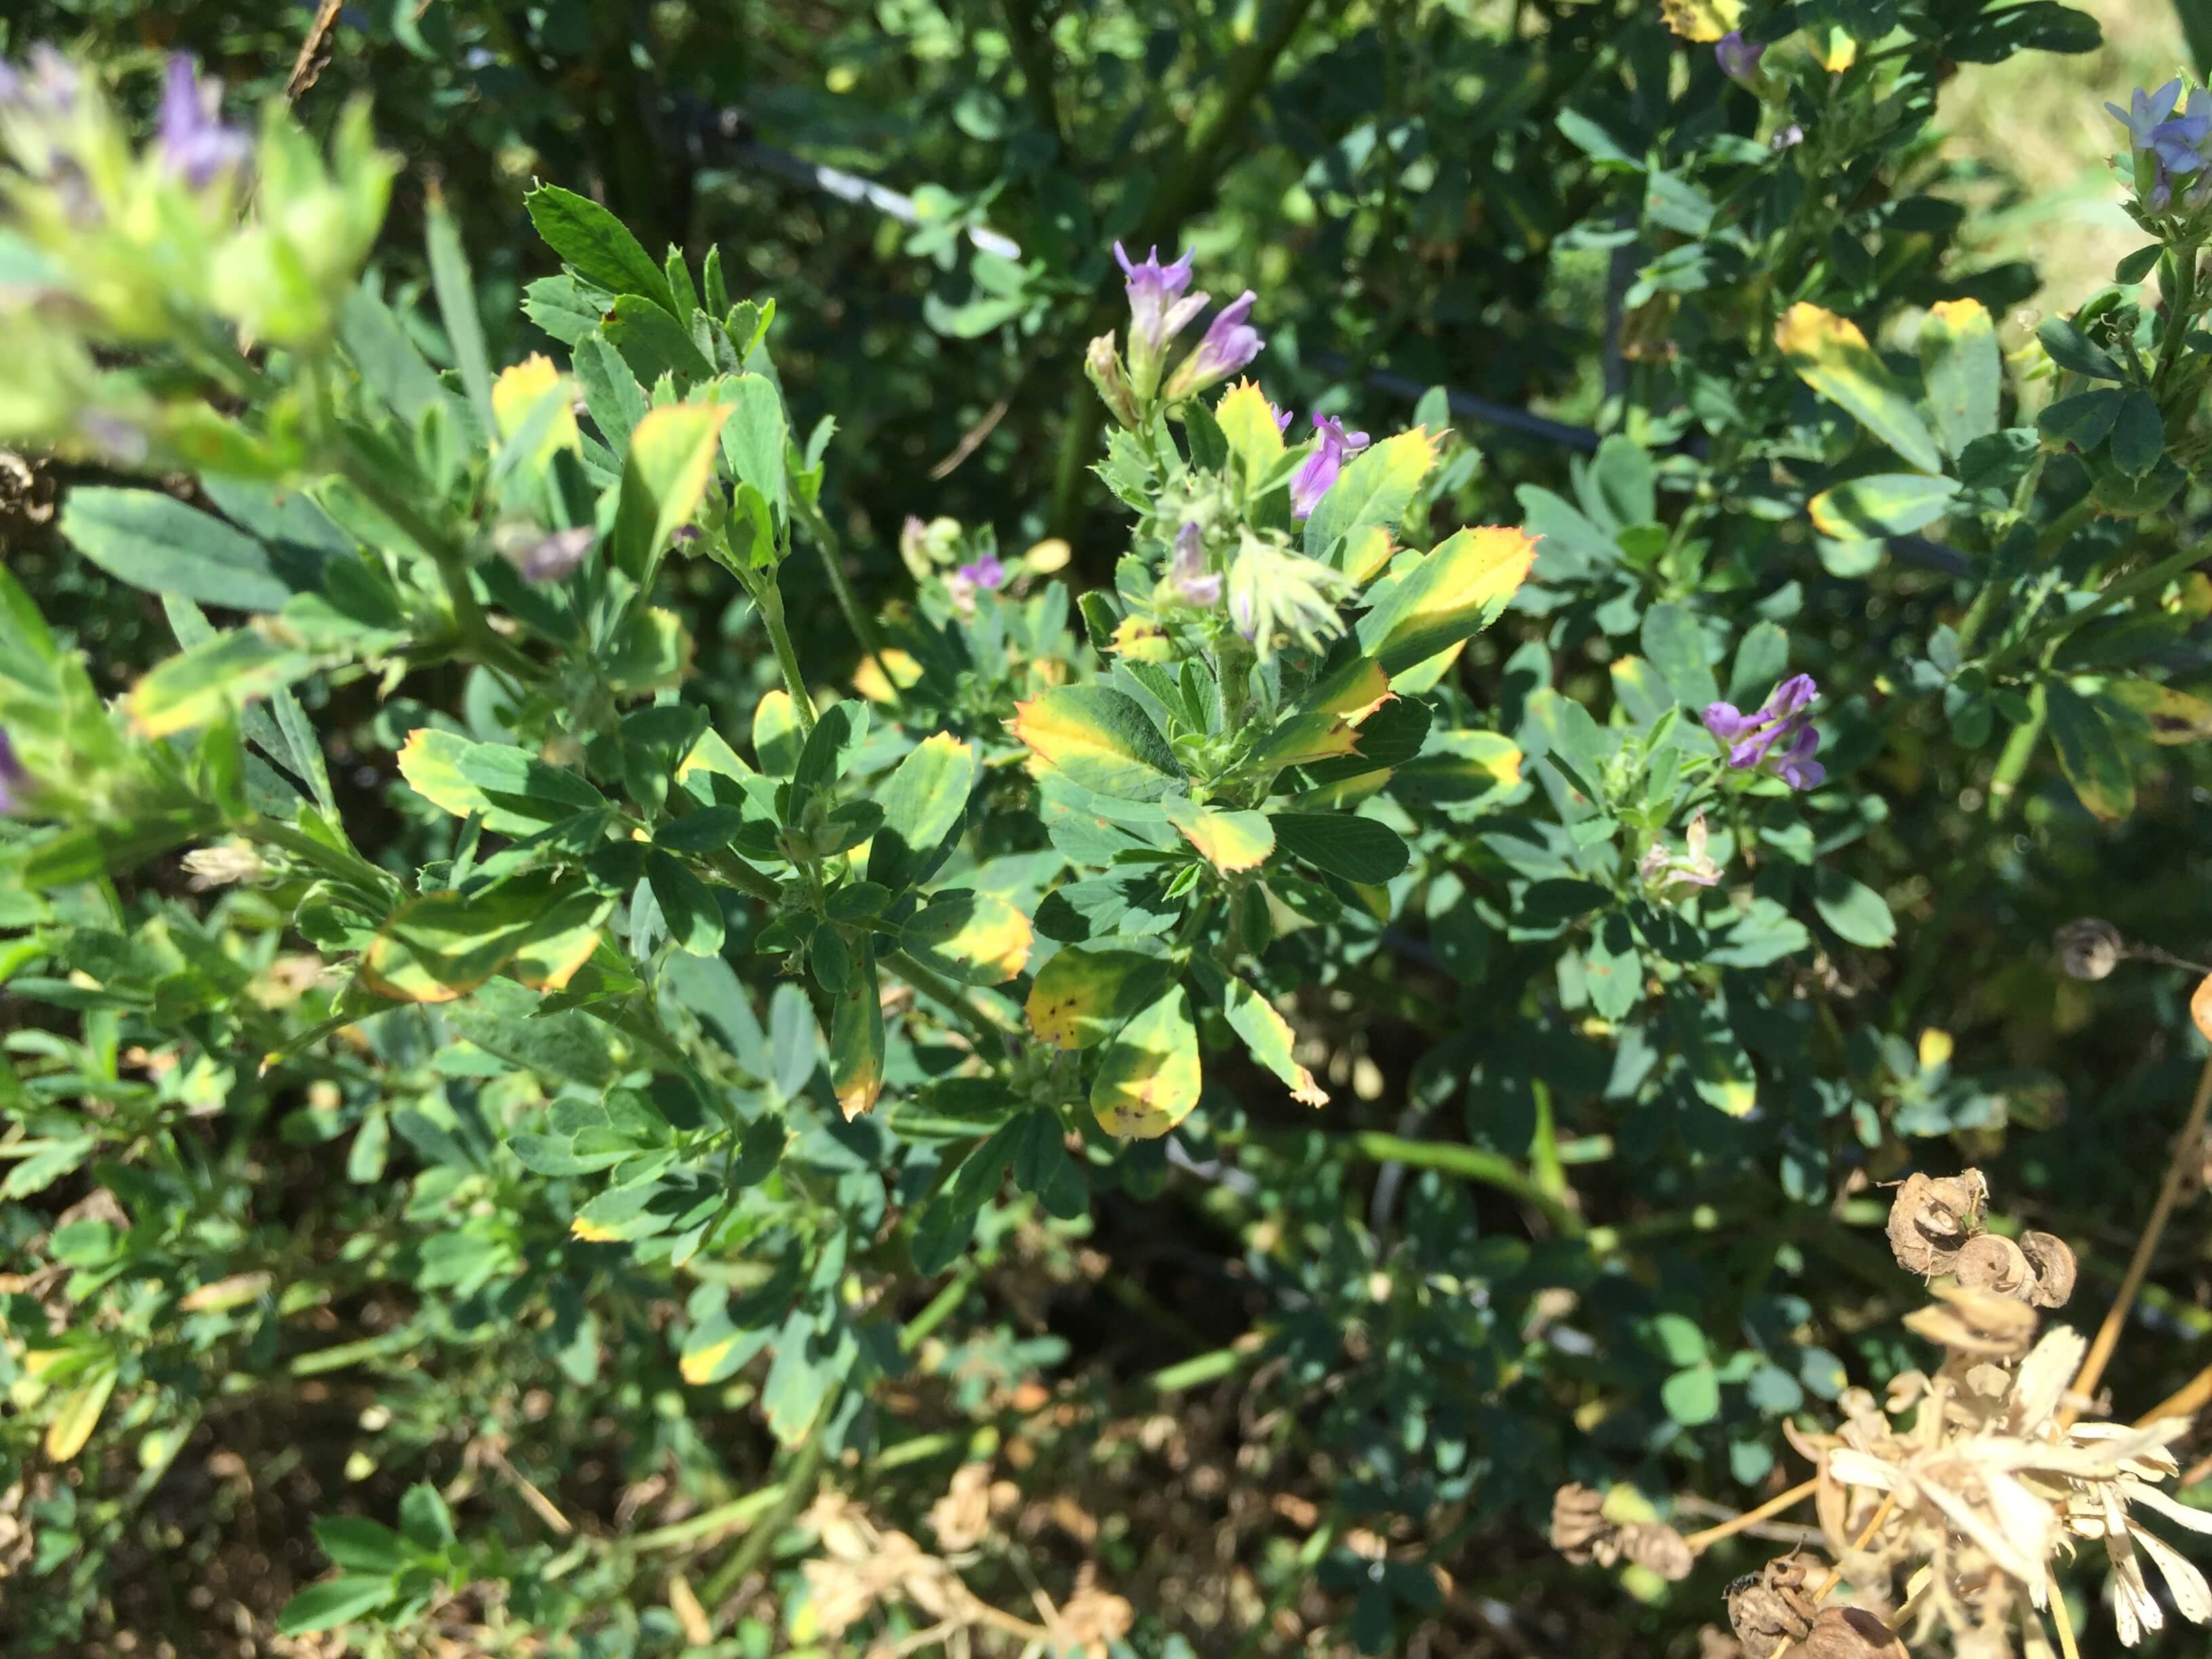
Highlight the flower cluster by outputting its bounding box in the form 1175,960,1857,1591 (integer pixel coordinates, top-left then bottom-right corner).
1638,812,1723,901
0,48,395,463
2108,79,2212,212
1704,675,1825,790
1087,244,1265,423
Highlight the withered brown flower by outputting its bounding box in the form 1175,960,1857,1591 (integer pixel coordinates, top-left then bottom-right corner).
2055,918,2126,981
1954,1233,2030,1298
2019,1231,2077,1309
1551,1483,1616,1565
1621,1521,1695,1582
1727,1555,1817,1651
1885,1170,1988,1277
1790,1606,1908,1659
1902,1283,2036,1358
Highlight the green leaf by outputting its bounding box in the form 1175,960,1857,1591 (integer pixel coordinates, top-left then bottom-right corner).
899,891,1034,985
314,1517,407,1574
340,286,463,428
1810,868,1896,948
609,403,732,581
867,733,980,893
1011,685,1181,802
788,699,870,823
1090,986,1202,1139
2036,316,2124,381
1918,298,2001,457
276,1576,395,1635
396,728,608,835
1662,1365,1722,1427
573,331,649,462
1776,302,1944,474
605,293,713,386
2110,390,2165,477
1269,812,1410,884
398,1483,456,1551
1808,474,1963,537
426,190,495,430
525,184,678,314
62,489,312,612
2038,388,2124,450
1639,602,1719,710
649,851,725,957
2045,682,2134,820
718,373,789,527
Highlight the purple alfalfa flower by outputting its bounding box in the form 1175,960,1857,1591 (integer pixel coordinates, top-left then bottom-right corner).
1289,413,1370,521
1702,674,1824,790
2109,80,2184,155
1715,32,1764,85
1170,521,1221,606
0,729,26,815
1771,123,1805,152
1161,291,1263,403
958,549,1006,592
518,527,595,583
2150,87,2212,175
1272,403,1293,434
157,55,249,188
1114,243,1206,399
2150,164,2176,213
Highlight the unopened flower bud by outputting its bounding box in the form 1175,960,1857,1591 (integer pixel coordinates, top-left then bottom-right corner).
182,842,266,890
1085,333,1142,430
1162,291,1263,403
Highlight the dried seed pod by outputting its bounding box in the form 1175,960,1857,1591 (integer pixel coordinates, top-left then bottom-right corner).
2020,1230,2077,1309
2055,918,2126,981
1790,1606,1908,1659
1620,1521,1694,1582
1953,1233,2031,1299
1550,1483,1615,1564
1885,1170,1989,1277
1727,1556,1818,1651
1903,1283,2037,1358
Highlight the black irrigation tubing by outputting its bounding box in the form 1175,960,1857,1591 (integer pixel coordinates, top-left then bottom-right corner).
679,106,1977,577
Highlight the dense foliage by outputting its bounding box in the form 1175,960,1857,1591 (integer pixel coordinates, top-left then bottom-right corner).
8,2,2212,1656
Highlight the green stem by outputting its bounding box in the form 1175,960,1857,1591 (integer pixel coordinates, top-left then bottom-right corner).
998,0,1065,152
887,949,1019,1049
794,496,905,715
333,452,538,682
698,1425,832,1607
2156,243,2201,394
1340,1130,1580,1233
751,575,818,739
2014,538,2203,663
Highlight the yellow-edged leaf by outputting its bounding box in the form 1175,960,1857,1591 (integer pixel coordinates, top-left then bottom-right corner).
899,890,1033,985
1025,947,1176,1050
1775,303,1943,474
1090,987,1202,1139
830,941,886,1121
853,647,924,704
45,1368,117,1461
1215,378,1286,485
1163,800,1275,873
1010,685,1180,800
1660,0,1741,40
491,352,580,466
1355,525,1537,674
1215,974,1328,1107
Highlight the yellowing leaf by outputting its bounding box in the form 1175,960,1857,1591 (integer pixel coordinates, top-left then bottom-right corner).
571,1216,622,1242
1250,709,1360,771
830,941,886,1121
1215,378,1286,485
1775,303,1944,474
45,1368,117,1462
128,629,312,739
361,876,611,1004
1343,525,1396,586
1356,525,1537,674
1163,799,1275,873
1110,615,1174,663
2105,678,2212,744
1660,0,1741,41
852,647,924,704
1316,659,1395,725
1391,640,1468,695
491,352,579,466
1090,987,1202,1139
677,727,751,782
178,1272,271,1312
1010,685,1181,801
609,401,733,579
754,688,802,775
1025,947,1175,1050
899,890,1033,985
1305,428,1441,565
1214,972,1328,1107
1814,25,1858,70
1023,537,1071,574
1917,1027,1954,1071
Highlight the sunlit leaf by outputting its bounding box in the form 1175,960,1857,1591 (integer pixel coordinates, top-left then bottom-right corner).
1090,986,1202,1139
